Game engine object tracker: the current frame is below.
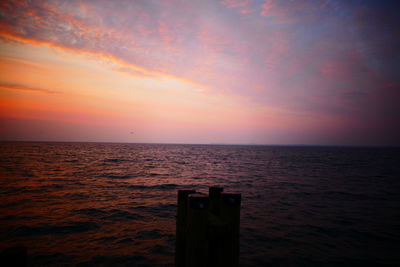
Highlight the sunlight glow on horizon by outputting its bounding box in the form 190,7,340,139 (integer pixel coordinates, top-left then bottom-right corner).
0,41,276,144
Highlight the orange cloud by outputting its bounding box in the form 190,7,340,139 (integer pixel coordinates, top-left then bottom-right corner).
0,31,207,92
0,82,62,95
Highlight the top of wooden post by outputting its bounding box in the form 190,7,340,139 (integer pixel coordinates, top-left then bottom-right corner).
209,186,223,198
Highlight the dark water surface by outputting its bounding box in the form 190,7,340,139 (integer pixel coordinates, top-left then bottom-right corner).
1,142,399,266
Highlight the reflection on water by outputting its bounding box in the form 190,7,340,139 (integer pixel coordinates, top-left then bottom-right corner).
0,142,400,266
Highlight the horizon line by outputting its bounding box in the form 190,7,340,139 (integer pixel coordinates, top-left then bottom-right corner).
0,139,398,148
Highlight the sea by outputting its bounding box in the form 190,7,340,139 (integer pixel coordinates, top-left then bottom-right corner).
0,142,399,266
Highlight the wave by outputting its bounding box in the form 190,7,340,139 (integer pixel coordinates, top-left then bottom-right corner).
130,203,175,218
14,221,99,236
105,174,137,179
103,158,130,163
76,255,150,267
102,209,145,220
75,208,107,217
63,159,78,163
136,229,162,240
128,183,179,190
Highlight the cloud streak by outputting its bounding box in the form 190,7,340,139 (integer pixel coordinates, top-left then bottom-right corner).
0,82,62,95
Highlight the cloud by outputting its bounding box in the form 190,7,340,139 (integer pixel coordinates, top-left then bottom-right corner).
0,82,62,95
222,0,251,8
115,66,159,79
261,0,274,17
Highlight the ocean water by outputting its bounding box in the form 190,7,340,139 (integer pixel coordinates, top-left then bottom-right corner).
0,142,399,266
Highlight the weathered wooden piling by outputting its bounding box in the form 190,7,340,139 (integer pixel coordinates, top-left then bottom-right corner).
0,246,27,267
208,186,224,267
175,189,196,267
219,193,241,267
175,187,241,267
186,194,209,267
209,186,223,216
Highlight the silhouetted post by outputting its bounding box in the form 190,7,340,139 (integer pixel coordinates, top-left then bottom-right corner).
208,186,224,266
175,187,241,267
209,186,223,216
186,194,209,267
175,189,196,267
0,246,27,267
219,193,241,267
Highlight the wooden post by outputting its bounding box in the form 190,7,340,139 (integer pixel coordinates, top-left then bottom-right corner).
0,246,27,267
219,193,241,267
208,186,224,267
209,186,223,216
186,193,209,267
175,187,241,267
175,189,196,267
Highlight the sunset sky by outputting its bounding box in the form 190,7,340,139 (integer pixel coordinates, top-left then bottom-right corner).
0,0,399,146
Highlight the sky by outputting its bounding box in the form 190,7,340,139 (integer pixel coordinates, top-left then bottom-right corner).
0,0,399,146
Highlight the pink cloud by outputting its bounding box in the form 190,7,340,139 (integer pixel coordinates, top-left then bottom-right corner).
221,0,255,15
221,0,252,9
261,0,274,16
240,8,254,14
